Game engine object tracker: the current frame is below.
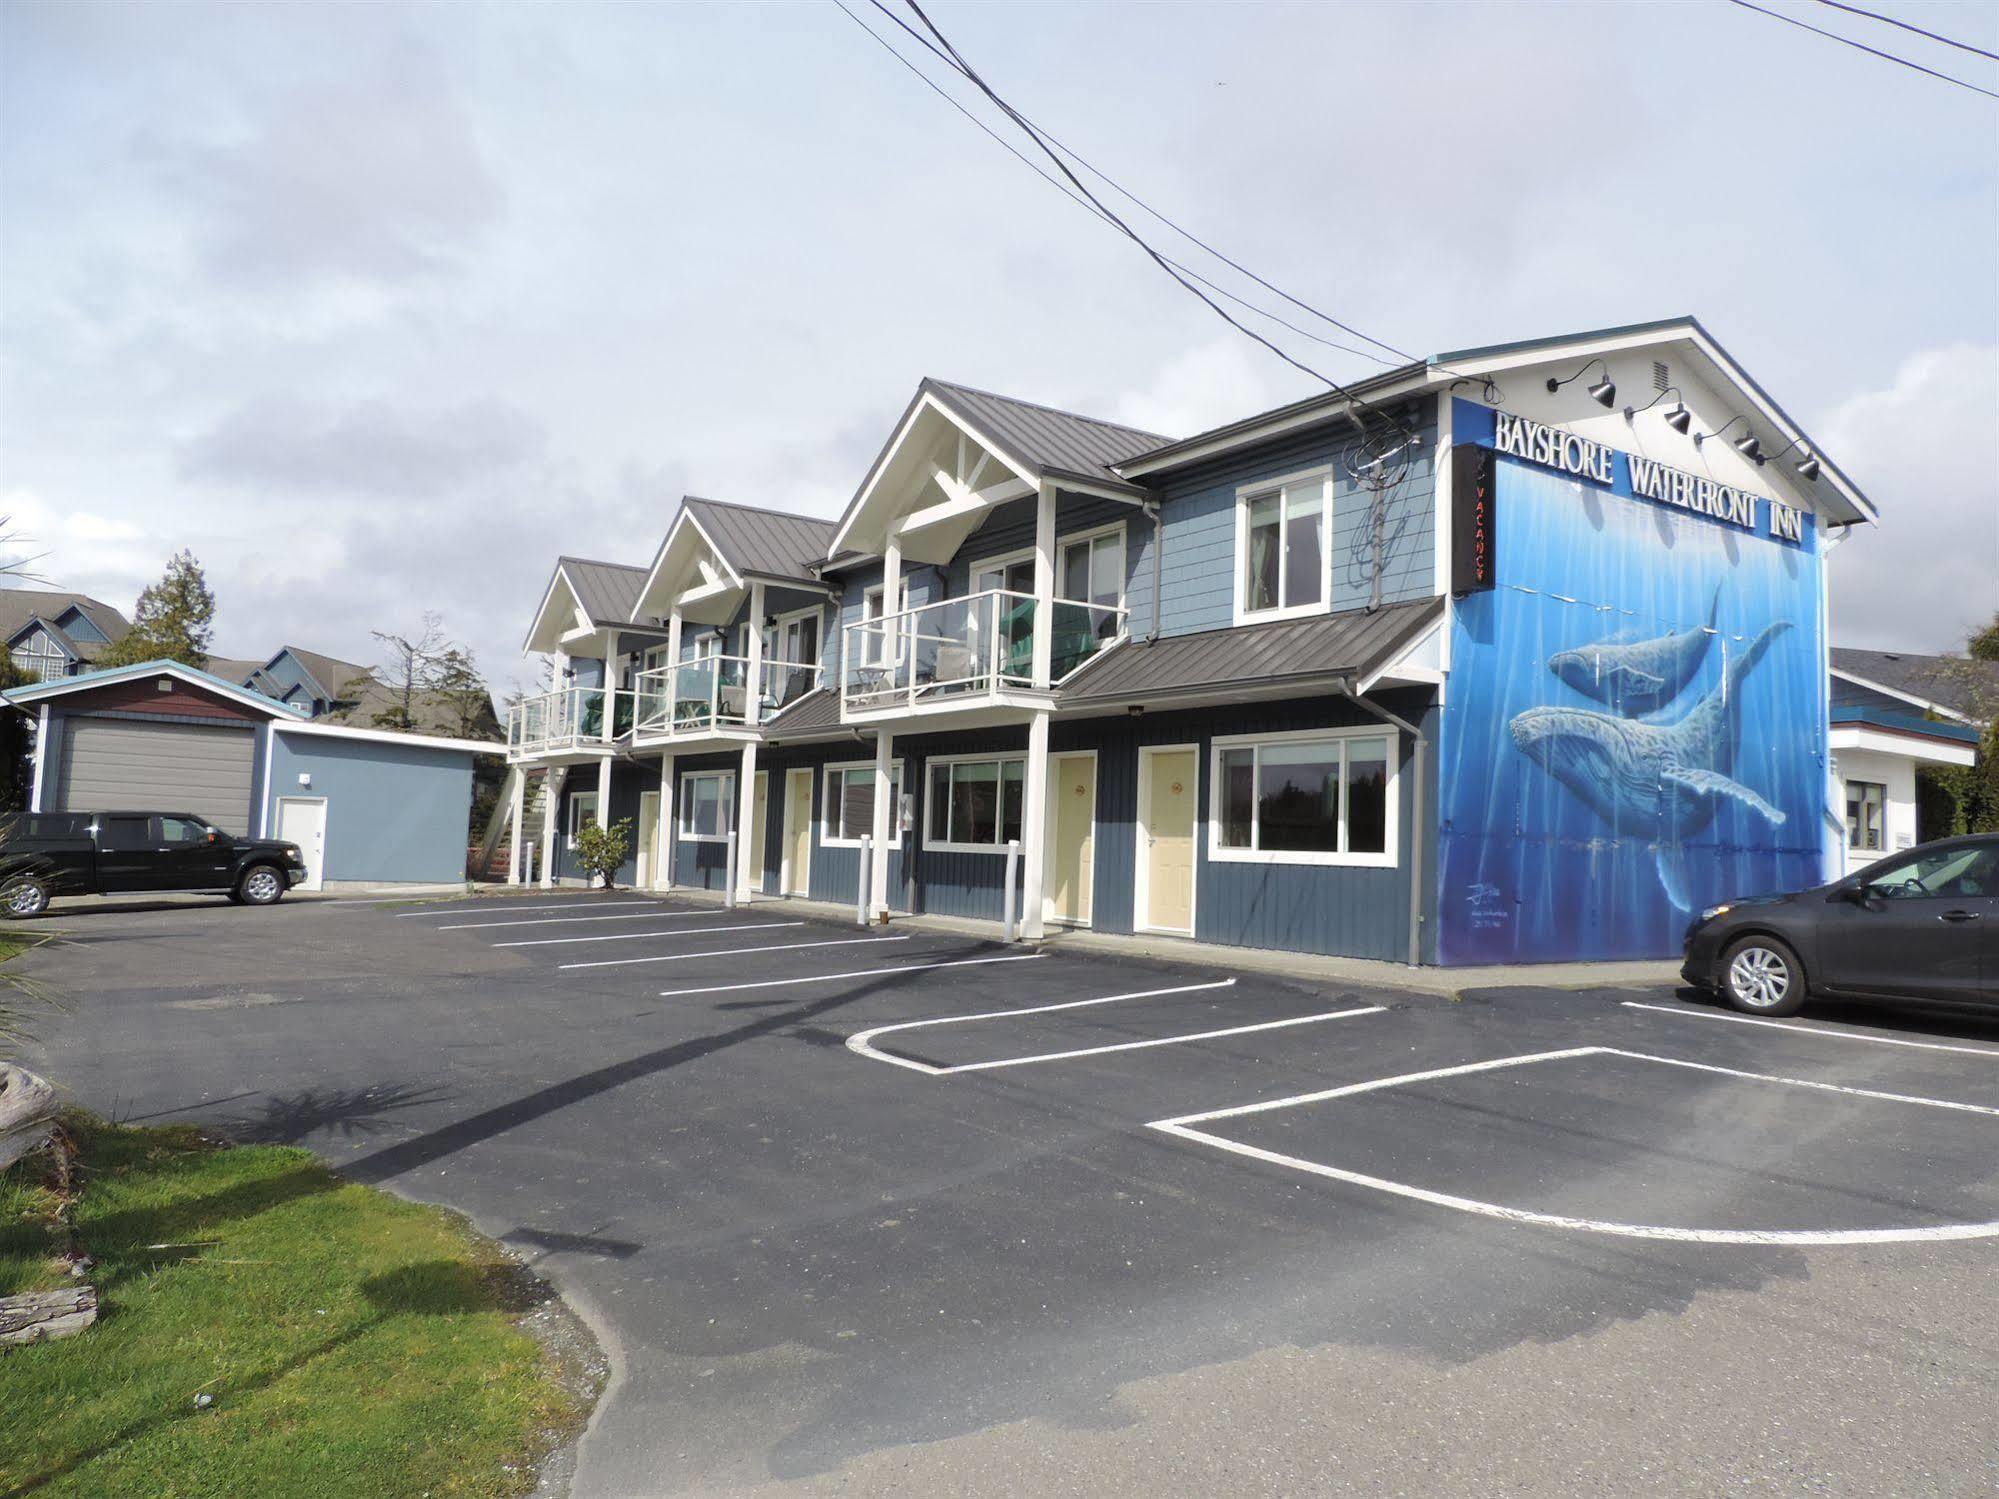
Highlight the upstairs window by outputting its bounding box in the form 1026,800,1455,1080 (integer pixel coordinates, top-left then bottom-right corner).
1236,470,1330,622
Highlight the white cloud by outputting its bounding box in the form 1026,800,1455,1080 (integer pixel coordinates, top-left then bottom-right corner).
1821,344,1999,654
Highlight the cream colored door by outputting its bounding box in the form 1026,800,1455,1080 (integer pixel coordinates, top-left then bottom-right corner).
749,771,769,887
1143,748,1197,933
1048,753,1096,926
782,768,812,895
637,791,660,888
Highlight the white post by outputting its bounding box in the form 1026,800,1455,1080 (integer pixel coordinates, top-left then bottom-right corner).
594,751,612,857
869,729,894,920
29,705,50,813
659,752,677,890
539,770,561,889
857,835,872,927
666,609,683,731
881,540,902,699
1031,480,1056,690
744,581,765,724
724,828,739,910
602,644,621,744
1002,838,1020,943
506,768,526,885
1019,710,1050,938
735,740,759,903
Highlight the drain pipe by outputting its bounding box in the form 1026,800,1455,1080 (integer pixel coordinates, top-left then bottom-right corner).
1144,499,1163,644
1336,678,1428,968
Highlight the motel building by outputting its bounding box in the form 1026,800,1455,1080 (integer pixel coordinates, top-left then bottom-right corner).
502,316,1877,965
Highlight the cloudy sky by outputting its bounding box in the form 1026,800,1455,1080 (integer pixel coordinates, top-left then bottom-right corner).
2,0,1994,694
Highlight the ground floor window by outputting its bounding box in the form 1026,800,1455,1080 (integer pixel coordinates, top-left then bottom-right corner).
677,772,734,842
1845,779,1886,852
1210,729,1394,866
824,762,902,847
926,755,1025,853
568,791,601,849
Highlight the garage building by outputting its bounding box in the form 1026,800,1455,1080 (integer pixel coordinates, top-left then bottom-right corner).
12,660,499,891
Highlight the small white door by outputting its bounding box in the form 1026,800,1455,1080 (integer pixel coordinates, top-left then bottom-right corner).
1047,752,1096,927
782,768,812,896
749,771,770,887
275,797,327,891
637,791,661,888
1139,748,1197,935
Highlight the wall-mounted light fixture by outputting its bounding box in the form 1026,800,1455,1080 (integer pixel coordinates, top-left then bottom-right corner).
1545,357,1616,409
1692,414,1763,463
1759,434,1823,482
1623,385,1693,434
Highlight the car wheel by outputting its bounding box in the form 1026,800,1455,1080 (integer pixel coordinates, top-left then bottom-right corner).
1722,936,1805,1016
4,878,49,920
237,864,286,907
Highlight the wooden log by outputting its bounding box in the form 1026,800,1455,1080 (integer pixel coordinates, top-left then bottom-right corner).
0,1065,57,1174
0,1285,97,1346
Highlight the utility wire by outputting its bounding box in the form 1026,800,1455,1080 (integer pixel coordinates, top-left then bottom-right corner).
1728,0,1999,99
1810,0,1999,64
830,0,1395,365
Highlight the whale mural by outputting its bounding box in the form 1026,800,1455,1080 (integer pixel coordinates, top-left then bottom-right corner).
1510,620,1791,911
1545,586,1719,717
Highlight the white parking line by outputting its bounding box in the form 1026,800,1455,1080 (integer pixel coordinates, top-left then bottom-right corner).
495,920,804,949
562,934,911,971
1623,1001,1999,1059
402,899,668,919
658,952,1043,998
1151,1046,1999,1246
932,1007,1383,1076
438,909,716,931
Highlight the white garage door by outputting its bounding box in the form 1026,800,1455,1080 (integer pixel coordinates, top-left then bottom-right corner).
56,717,257,834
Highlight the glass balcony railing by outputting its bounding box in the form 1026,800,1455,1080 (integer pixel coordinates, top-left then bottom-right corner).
506,686,631,759
841,589,1127,714
631,655,819,738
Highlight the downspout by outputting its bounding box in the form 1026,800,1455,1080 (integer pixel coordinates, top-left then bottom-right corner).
1336,678,1428,968
1144,499,1162,644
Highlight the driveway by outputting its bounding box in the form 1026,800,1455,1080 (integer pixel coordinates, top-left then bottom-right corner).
19,893,1999,1496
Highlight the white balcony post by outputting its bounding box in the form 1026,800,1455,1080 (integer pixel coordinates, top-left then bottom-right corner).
594,749,612,860
551,649,571,748
881,540,902,700
735,739,759,903
506,768,526,886
744,581,765,725
1018,709,1051,938
658,752,677,890
1031,480,1056,690
602,646,620,743
869,728,894,920
539,770,561,889
666,610,683,732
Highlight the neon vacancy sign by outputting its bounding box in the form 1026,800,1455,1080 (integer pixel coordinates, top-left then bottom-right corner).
1491,411,1806,545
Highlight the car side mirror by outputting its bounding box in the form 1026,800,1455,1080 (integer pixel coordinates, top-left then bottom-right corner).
207,832,219,844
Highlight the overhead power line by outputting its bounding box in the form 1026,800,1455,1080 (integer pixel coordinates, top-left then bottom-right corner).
1810,0,1999,64
1728,0,1999,99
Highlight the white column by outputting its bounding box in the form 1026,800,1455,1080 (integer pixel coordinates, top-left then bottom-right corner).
602,642,621,744
594,749,612,856
666,609,683,730
743,581,765,724
869,728,894,919
881,541,902,690
659,752,677,890
506,768,526,885
1031,480,1056,689
539,769,561,888
29,705,50,813
735,740,760,902
1018,709,1051,938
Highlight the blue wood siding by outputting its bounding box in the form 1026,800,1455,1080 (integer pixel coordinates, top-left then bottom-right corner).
265,730,476,884
550,759,652,886
945,490,1155,637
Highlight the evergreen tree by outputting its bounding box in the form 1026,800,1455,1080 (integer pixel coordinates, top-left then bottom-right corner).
96,551,216,670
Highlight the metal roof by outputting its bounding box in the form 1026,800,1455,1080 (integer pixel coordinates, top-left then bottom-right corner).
1831,647,1999,722
1059,598,1444,705
681,498,836,585
759,687,845,739
925,379,1168,490
556,556,649,625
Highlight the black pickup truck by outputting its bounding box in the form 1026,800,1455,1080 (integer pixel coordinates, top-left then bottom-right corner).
2,811,309,918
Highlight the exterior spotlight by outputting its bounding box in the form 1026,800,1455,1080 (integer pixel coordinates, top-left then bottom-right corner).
1692,414,1754,454
1734,433,1764,464
1796,454,1821,482
1546,356,1614,407
1624,385,1693,433
1665,405,1693,434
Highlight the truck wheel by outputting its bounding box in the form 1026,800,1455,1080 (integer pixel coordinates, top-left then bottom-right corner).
236,864,286,907
1721,935,1805,1016
4,878,49,919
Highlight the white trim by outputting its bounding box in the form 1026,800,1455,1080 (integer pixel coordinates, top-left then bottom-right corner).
274,720,499,755
636,789,661,888
822,757,905,848
1232,466,1334,626
1044,749,1098,928
1829,667,1978,725
1828,722,1975,768
781,765,814,896
676,768,736,843
567,789,601,850
830,389,1042,558
1135,742,1200,937
256,720,277,837
1056,519,1129,615
967,543,1035,589
921,749,1028,856
272,795,329,891
1208,724,1400,869
1,659,310,717
29,703,50,813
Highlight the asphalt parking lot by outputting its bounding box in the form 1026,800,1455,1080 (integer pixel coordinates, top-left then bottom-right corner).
19,892,1999,1496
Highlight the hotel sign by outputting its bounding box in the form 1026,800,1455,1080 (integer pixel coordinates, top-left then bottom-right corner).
1490,411,1805,545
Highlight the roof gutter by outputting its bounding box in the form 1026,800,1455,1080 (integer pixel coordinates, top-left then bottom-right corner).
1335,678,1429,969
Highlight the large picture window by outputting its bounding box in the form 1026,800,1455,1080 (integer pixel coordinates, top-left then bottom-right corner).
1236,471,1329,621
926,755,1026,852
677,772,734,842
1211,730,1395,867
824,762,903,847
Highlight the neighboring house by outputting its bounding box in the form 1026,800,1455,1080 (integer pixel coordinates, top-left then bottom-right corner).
9,660,502,891
1828,647,1991,876
0,590,132,682
210,645,503,741
502,317,1877,965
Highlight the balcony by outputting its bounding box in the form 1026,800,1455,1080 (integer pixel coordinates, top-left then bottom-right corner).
506,686,633,762
840,589,1126,722
630,654,820,745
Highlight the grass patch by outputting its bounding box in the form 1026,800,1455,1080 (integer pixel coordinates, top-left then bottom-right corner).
1,1115,594,1497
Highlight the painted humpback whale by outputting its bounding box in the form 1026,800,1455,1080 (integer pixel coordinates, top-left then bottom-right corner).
1546,587,1720,717
1509,619,1793,911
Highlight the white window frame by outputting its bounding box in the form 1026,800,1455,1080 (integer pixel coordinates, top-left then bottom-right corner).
967,545,1036,596
1845,778,1888,853
676,770,735,843
822,758,905,848
859,581,910,667
568,791,601,850
765,605,823,668
1232,466,1334,625
1207,725,1398,869
923,751,1030,856
1056,520,1128,612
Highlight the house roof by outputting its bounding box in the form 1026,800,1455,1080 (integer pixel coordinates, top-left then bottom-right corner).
760,687,843,739
1831,647,1999,723
681,497,836,587
923,379,1169,491
1058,597,1445,706
273,645,373,701
555,557,649,626
320,676,503,741
1830,705,1981,746
0,589,131,658
203,656,266,685
2,659,308,717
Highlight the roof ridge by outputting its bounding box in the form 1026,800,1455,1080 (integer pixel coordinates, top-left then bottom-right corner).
556,554,648,574
924,377,1173,443
683,495,838,528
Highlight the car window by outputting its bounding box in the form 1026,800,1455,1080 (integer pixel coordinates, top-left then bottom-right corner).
158,816,211,844
97,815,151,850
1865,846,1999,901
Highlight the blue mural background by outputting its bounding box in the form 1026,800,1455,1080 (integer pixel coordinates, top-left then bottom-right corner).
1438,405,1828,963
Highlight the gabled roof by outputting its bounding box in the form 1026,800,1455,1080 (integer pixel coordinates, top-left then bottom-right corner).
759,686,843,739
203,656,266,686
270,645,373,702
558,556,649,625
12,615,82,662
923,379,1168,490
1831,647,1999,724
681,497,835,586
2,658,309,717
0,589,131,658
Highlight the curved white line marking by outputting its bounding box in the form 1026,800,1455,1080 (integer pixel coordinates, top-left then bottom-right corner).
496,921,803,949
1151,1046,1999,1246
847,979,1238,1074
1623,1001,1999,1060
940,1007,1384,1074
562,935,909,971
